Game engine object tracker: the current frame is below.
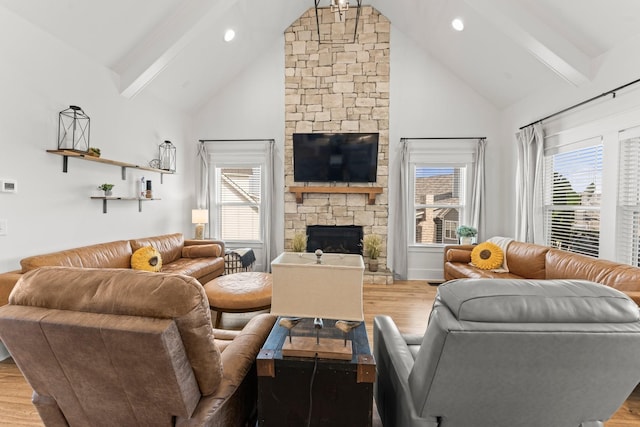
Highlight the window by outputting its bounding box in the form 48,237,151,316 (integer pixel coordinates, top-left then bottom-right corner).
543,138,602,257
413,166,467,245
215,166,262,241
207,140,271,245
617,132,640,267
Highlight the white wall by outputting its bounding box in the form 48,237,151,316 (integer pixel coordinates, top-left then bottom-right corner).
193,38,286,271
0,8,191,273
388,27,502,280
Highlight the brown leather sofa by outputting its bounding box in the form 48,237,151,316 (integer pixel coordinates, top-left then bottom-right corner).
444,240,640,304
0,266,276,426
0,233,225,307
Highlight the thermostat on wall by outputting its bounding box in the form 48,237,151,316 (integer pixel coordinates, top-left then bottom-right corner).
0,179,17,193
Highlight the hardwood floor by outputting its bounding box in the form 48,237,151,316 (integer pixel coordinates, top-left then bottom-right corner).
0,280,638,426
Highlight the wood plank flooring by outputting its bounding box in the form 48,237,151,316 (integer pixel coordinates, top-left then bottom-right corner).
0,280,638,426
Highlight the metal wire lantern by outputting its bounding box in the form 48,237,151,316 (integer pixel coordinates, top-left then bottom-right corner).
58,105,90,152
159,140,176,172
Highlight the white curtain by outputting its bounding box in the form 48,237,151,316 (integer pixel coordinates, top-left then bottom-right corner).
263,140,277,272
392,139,409,280
196,141,210,236
515,123,544,243
470,138,487,241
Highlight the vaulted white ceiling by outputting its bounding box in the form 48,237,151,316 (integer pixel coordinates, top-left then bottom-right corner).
2,0,640,112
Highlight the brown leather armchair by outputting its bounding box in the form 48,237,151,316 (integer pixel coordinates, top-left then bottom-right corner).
0,266,276,427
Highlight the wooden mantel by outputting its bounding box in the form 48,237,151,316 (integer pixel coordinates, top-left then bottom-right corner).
289,186,383,205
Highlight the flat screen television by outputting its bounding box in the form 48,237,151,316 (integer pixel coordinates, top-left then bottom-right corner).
293,133,379,183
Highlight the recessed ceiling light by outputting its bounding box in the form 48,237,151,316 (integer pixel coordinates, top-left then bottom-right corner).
451,18,464,32
224,29,236,42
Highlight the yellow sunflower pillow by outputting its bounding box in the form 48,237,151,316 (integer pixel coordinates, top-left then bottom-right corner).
470,242,504,270
131,246,163,272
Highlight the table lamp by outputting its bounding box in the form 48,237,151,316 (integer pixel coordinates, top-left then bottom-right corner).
270,251,364,360
192,209,209,240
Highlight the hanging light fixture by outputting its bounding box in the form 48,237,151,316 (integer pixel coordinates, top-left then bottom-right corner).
330,0,349,18
314,0,362,44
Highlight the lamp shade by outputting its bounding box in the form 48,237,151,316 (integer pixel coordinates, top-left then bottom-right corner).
270,252,364,321
192,209,209,224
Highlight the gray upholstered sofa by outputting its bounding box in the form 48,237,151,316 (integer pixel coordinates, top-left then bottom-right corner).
374,278,640,427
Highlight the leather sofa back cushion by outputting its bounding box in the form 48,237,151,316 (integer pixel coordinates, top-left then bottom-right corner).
182,244,222,258
129,233,184,265
545,249,628,286
438,278,639,323
9,266,223,396
504,241,549,279
20,240,132,273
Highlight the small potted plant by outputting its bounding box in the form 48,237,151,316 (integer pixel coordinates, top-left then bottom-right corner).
456,225,477,245
362,234,383,272
98,183,114,197
291,232,307,253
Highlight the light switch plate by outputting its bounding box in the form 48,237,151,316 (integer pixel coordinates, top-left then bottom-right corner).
0,179,17,193
0,219,7,236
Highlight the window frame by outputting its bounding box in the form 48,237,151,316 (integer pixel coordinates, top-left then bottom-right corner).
406,139,477,247
207,141,270,246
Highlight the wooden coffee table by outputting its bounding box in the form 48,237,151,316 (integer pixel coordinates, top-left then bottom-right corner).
256,318,375,427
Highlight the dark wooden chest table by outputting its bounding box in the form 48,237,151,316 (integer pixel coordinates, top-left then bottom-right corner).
256,318,375,426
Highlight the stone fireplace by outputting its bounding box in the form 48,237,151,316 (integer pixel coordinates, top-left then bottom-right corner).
284,6,391,284
307,225,363,255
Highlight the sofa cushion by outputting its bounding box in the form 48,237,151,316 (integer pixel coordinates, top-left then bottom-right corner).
182,244,222,259
545,249,622,284
504,241,550,279
444,262,524,280
9,266,224,396
20,240,133,273
129,233,184,265
161,257,225,281
438,278,639,323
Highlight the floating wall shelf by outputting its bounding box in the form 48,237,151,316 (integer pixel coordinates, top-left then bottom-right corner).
289,186,383,205
47,149,174,183
90,197,161,214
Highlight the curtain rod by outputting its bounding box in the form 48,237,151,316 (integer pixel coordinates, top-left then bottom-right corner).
199,139,274,142
402,137,486,140
519,77,640,130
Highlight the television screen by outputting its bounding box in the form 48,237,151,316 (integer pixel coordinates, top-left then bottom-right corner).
293,133,379,183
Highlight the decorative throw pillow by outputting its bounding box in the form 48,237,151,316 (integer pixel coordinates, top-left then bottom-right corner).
446,248,472,264
182,243,222,258
131,246,163,272
470,242,504,270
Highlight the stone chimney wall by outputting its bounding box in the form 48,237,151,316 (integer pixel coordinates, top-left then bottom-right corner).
284,6,390,281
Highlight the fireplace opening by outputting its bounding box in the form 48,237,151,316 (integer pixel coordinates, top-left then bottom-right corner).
306,225,363,255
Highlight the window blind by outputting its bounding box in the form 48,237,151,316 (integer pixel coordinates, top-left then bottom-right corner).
216,166,262,241
543,141,602,257
617,136,640,266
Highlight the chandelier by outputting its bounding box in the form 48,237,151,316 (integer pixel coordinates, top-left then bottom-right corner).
314,0,362,44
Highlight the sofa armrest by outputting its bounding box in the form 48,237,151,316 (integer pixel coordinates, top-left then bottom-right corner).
373,315,438,427
185,239,225,255
623,291,640,306
218,313,276,388
0,270,22,306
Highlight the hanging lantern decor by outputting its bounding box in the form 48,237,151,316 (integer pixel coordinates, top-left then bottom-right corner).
57,105,90,152
159,140,176,172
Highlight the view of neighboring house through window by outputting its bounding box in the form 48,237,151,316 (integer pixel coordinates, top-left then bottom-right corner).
214,166,262,242
543,139,602,257
413,166,466,244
